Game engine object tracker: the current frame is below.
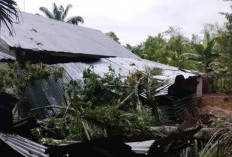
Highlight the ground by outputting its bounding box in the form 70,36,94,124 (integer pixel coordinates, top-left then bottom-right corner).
199,106,232,128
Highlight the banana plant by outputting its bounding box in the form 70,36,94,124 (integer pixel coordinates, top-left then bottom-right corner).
183,32,218,73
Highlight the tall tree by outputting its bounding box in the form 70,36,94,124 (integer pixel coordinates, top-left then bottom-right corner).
0,0,18,34
220,0,232,73
141,34,168,63
163,27,194,69
126,34,168,63
39,3,84,25
127,27,199,70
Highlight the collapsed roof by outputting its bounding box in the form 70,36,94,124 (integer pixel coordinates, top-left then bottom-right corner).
0,12,139,59
59,57,200,83
0,11,204,157
0,132,48,157
0,11,202,118
24,57,201,118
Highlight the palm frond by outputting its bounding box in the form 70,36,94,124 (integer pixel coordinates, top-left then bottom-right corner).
40,3,84,25
199,131,232,157
66,16,84,25
203,32,210,48
52,3,62,21
59,5,64,13
62,4,72,21
39,7,54,19
181,53,199,60
0,0,18,35
52,3,58,16
204,39,215,56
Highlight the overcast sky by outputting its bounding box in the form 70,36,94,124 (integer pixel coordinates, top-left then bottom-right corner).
15,0,231,45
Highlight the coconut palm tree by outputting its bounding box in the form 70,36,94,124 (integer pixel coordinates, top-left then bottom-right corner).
39,3,84,25
0,0,18,34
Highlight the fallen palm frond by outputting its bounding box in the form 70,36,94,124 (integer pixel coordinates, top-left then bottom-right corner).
179,130,232,157
199,130,232,157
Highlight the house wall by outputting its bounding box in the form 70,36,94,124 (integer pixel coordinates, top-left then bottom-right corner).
0,40,16,57
202,75,212,93
0,39,9,53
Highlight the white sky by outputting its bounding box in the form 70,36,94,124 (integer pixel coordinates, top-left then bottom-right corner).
15,0,231,45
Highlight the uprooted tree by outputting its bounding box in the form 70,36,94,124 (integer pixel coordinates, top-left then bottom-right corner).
0,62,174,142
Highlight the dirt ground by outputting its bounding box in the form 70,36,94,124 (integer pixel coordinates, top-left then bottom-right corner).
198,106,232,128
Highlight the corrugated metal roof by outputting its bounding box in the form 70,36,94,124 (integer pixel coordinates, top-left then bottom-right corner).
0,51,15,61
58,57,201,84
125,140,155,154
0,131,153,157
0,132,48,157
0,12,139,59
45,135,154,156
24,77,66,118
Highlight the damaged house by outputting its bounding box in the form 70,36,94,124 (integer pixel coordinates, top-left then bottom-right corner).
0,12,204,156
0,12,203,117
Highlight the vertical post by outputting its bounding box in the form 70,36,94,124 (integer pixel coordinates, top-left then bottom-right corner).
197,76,202,97
23,0,25,11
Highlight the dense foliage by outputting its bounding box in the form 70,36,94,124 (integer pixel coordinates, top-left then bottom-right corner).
179,130,232,157
1,0,232,154
36,67,173,142
126,26,220,73
124,0,232,75
0,63,63,93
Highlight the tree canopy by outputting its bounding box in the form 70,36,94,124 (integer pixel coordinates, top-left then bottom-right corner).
126,19,232,74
